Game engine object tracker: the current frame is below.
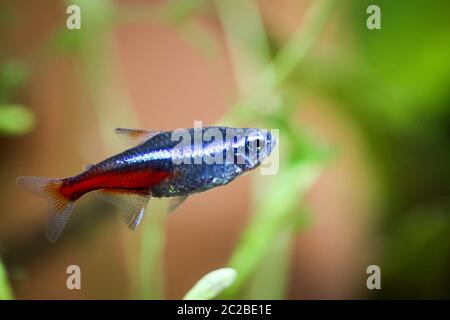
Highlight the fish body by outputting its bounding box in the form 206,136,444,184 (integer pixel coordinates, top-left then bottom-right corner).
17,127,276,242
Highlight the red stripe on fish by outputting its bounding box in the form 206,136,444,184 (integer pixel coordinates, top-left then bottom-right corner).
60,169,172,200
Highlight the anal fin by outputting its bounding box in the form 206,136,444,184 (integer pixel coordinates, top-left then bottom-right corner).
97,190,150,230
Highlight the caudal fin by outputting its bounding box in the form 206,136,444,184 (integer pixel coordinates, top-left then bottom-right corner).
17,176,75,243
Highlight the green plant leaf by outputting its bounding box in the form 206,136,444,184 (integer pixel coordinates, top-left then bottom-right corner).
0,104,35,135
163,0,205,24
183,268,237,300
0,259,13,300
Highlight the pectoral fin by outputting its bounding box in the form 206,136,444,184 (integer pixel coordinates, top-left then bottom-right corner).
167,196,188,214
114,128,161,147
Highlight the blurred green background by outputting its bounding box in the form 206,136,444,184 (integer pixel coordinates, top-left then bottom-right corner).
0,0,449,299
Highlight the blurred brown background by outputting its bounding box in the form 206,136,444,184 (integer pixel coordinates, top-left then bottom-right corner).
1,0,449,299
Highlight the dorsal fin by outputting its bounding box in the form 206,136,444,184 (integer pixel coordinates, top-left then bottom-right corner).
114,128,161,147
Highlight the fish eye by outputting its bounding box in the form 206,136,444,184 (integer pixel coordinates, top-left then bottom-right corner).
246,136,265,151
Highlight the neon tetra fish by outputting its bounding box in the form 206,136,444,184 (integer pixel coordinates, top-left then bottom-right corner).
17,127,276,242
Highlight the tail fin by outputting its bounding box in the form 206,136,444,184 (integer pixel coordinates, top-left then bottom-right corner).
17,176,75,243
